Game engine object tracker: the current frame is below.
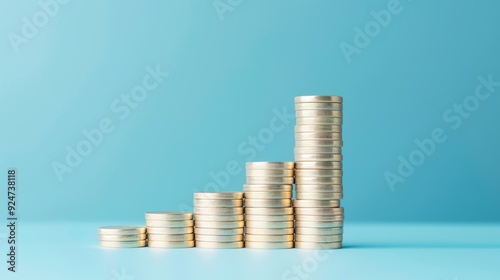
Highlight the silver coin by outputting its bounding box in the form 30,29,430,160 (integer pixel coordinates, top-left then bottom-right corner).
294,147,342,155
194,192,244,200
295,96,343,103
245,214,294,222
295,169,342,177
194,207,243,215
295,215,345,222
295,227,343,235
195,241,244,249
295,140,343,147
194,214,244,222
295,132,342,140
147,233,194,242
148,240,194,248
295,125,342,133
295,154,343,162
295,234,343,243
245,228,295,235
244,191,292,199
98,226,146,235
243,184,293,192
194,220,244,229
295,162,342,170
295,207,344,216
296,192,343,200
246,177,294,185
246,220,294,229
245,241,294,249
296,117,343,125
245,234,294,242
293,199,340,208
146,220,194,228
244,207,294,215
147,227,193,234
195,234,243,242
194,199,243,208
296,185,343,193
246,169,294,177
99,240,147,248
295,220,344,228
295,177,342,185
246,162,295,170
145,212,193,221
99,234,147,242
245,199,292,208
195,228,244,236
296,110,342,118
295,102,343,110
294,241,342,249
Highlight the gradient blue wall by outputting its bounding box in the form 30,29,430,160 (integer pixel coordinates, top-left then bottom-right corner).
0,0,499,222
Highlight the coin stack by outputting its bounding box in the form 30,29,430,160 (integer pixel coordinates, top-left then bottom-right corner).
244,162,295,249
146,212,195,248
294,95,344,249
194,192,244,249
98,226,147,248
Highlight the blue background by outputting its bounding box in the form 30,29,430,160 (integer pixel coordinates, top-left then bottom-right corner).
1,1,500,280
1,0,499,224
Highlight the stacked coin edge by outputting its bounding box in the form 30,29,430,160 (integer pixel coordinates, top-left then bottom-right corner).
294,95,344,249
145,212,195,248
194,192,245,249
98,226,147,248
244,162,295,249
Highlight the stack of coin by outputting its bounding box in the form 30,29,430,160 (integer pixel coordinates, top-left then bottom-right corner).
294,96,344,249
194,192,244,249
244,162,295,249
98,226,147,248
145,212,194,248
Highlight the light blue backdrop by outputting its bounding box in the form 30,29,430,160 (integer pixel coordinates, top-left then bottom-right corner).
1,0,499,223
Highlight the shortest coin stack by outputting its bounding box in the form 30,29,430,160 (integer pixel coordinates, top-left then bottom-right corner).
145,212,195,248
99,226,147,248
194,192,245,249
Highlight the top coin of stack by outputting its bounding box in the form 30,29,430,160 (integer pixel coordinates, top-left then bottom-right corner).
98,226,147,248
294,96,344,250
145,212,194,248
194,192,244,249
244,162,295,249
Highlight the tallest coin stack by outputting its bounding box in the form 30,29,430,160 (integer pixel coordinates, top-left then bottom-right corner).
293,96,344,249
